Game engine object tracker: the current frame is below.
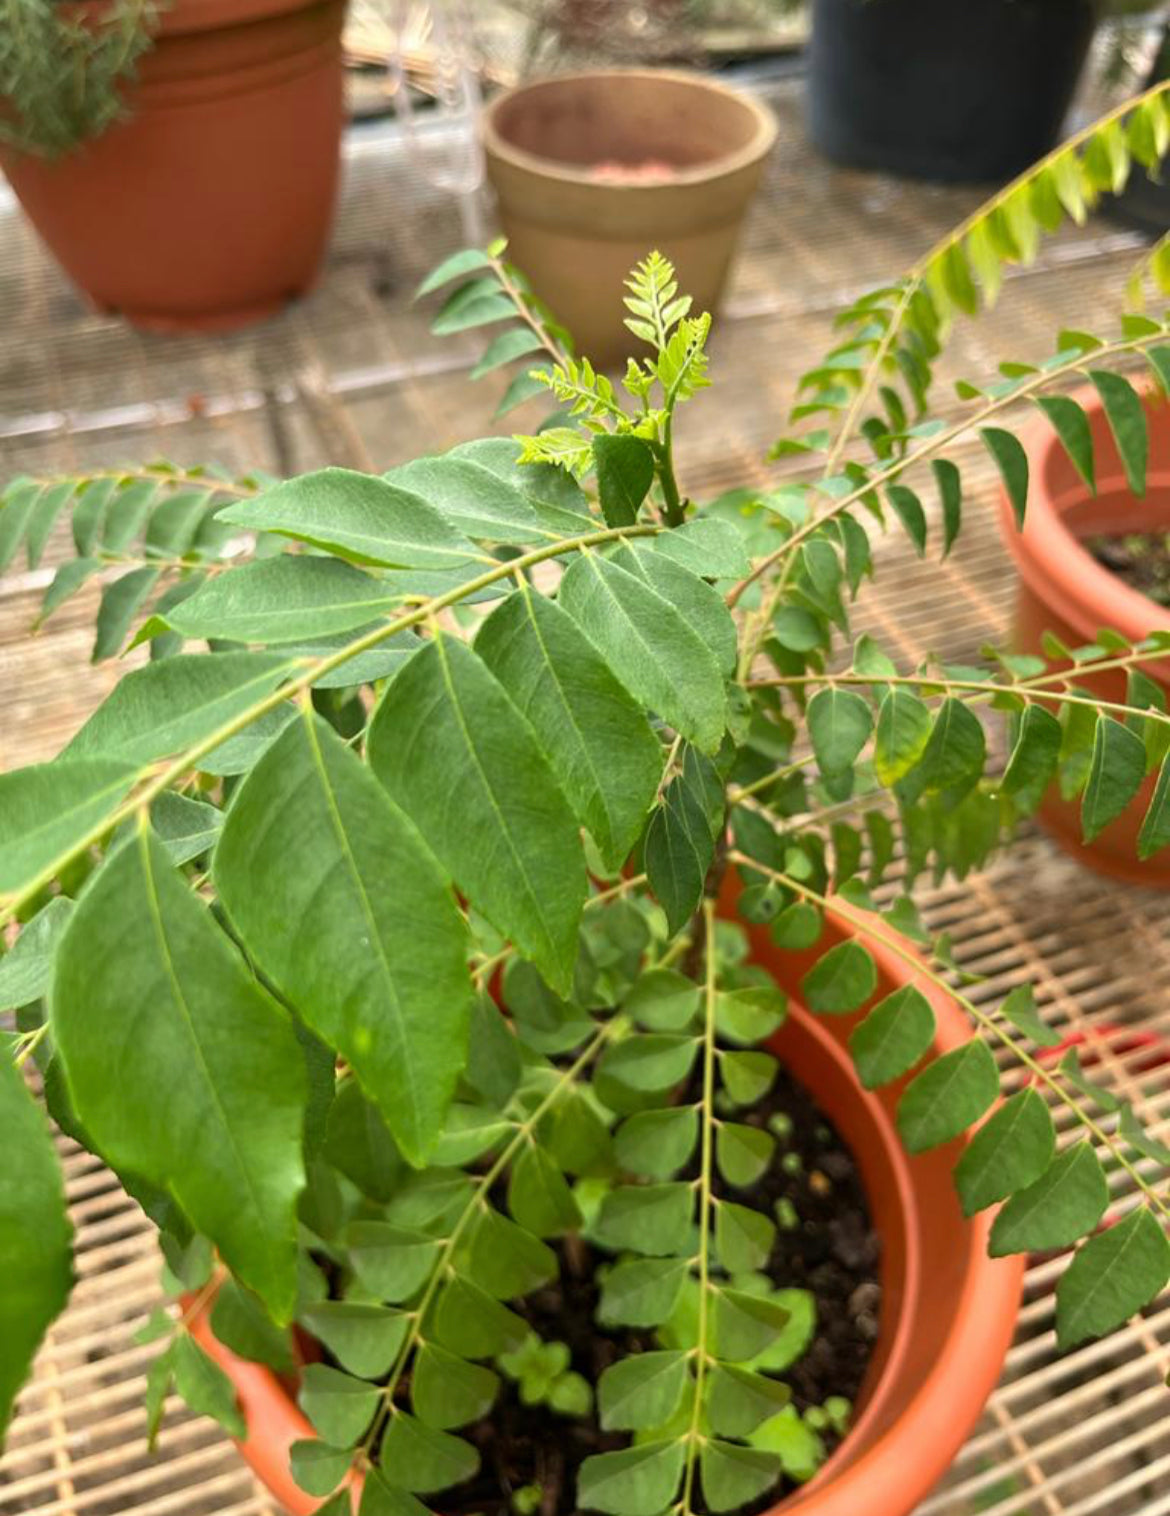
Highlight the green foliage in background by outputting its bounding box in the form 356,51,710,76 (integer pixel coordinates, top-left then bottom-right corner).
4,78,1170,1516
0,0,165,158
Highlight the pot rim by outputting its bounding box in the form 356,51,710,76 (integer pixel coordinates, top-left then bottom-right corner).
481,67,779,190
189,904,1023,1516
146,0,337,36
997,382,1170,649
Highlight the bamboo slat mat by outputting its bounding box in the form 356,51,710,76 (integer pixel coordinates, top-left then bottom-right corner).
2,74,1169,1516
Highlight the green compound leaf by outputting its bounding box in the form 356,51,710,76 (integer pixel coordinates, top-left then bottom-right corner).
432,1276,527,1359
368,635,587,996
592,434,655,528
0,896,74,1011
998,984,1062,1049
360,1469,433,1516
982,426,1029,528
848,984,936,1089
708,1364,791,1440
379,1412,480,1495
913,697,986,800
215,712,471,1166
577,1438,685,1516
597,1257,690,1328
63,652,295,768
801,940,877,1015
557,551,726,754
1138,754,1170,859
161,555,405,644
598,1033,700,1095
713,1286,791,1363
897,1039,999,1154
807,687,873,776
300,1302,410,1378
1002,703,1063,816
594,1182,695,1257
412,1344,499,1431
0,758,137,898
507,1145,581,1237
1034,394,1096,492
1056,1206,1170,1350
456,1205,558,1300
597,1350,689,1431
720,1050,779,1106
1090,369,1148,496
645,772,716,936
0,1053,74,1438
1082,716,1146,844
299,1363,380,1447
932,458,963,557
167,1334,247,1442
716,1123,775,1188
614,1107,698,1180
701,1439,783,1514
954,1088,1056,1216
217,468,482,570
53,828,306,1319
989,1142,1109,1257
289,1439,353,1498
346,1222,442,1305
475,586,661,872
623,969,701,1032
715,1200,777,1273
209,1279,294,1372
874,689,932,786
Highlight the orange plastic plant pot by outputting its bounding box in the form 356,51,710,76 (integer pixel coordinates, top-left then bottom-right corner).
997,385,1170,886
0,0,346,332
189,906,1024,1516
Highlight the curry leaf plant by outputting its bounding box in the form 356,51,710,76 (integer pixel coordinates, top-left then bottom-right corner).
6,88,1170,1516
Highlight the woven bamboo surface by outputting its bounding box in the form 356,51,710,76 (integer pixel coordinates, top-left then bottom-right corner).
2,73,1169,1516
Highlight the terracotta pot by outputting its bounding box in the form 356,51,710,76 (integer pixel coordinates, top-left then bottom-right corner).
998,386,1170,886
481,69,777,368
190,905,1022,1516
0,0,346,332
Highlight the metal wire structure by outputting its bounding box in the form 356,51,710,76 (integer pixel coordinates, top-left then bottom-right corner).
1,72,1169,1516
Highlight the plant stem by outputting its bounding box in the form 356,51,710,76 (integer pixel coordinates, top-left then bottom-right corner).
727,323,1170,644
489,254,569,369
655,423,687,529
727,851,1170,1222
751,661,1170,731
679,897,719,1516
813,79,1170,482
727,753,818,805
359,1014,625,1464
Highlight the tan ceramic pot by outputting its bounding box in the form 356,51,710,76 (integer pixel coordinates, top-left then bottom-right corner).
482,69,777,367
0,0,346,332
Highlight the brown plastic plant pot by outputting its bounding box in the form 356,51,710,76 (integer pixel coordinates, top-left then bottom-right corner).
481,69,777,369
189,901,1023,1516
997,385,1170,887
0,0,346,333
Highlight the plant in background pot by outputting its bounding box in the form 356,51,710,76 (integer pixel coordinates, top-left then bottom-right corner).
0,0,348,331
6,82,1170,1516
805,0,1143,182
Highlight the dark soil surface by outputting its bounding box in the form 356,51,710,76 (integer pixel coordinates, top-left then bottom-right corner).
1088,532,1170,609
437,1067,881,1516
